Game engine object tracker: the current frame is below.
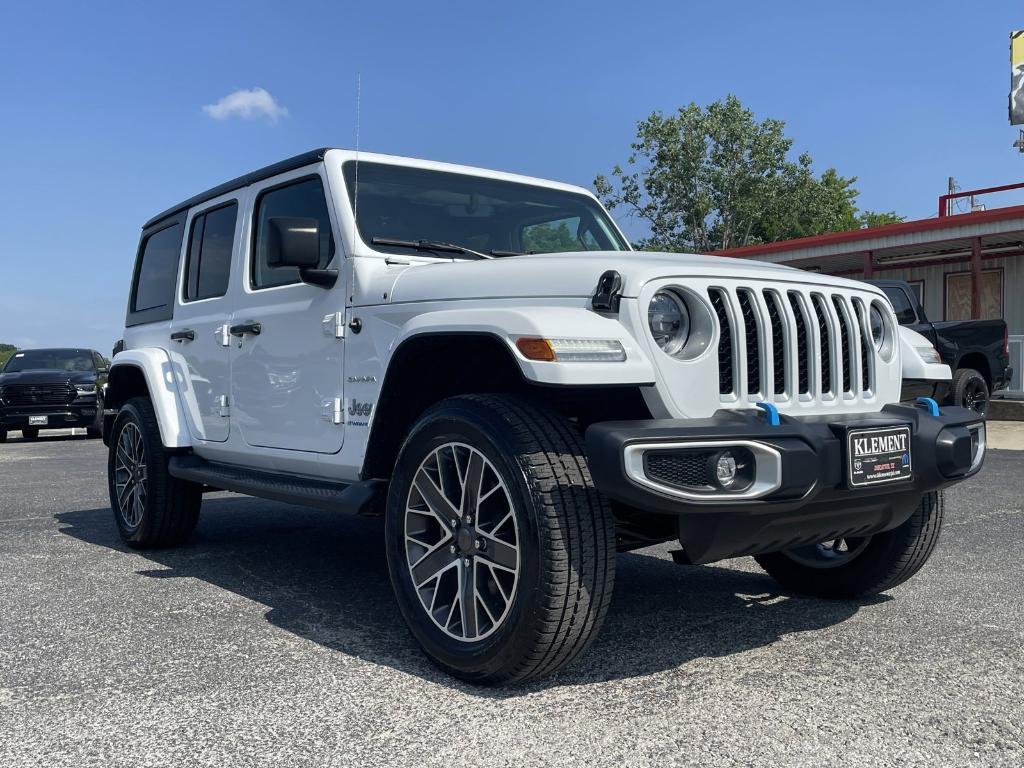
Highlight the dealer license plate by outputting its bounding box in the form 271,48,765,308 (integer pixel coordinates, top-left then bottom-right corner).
847,425,912,487
28,415,48,426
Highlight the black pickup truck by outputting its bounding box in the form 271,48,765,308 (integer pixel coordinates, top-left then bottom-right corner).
869,279,1011,416
0,348,108,441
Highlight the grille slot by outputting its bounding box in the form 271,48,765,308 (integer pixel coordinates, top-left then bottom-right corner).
645,450,715,490
764,291,787,397
811,295,834,394
853,300,873,392
737,290,761,395
788,292,811,395
708,288,734,395
832,295,854,393
1,383,74,406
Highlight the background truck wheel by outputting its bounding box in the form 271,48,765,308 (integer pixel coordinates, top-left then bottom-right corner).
0,429,6,443
22,427,39,439
754,491,944,598
949,367,989,416
107,397,201,548
87,397,103,439
385,394,616,685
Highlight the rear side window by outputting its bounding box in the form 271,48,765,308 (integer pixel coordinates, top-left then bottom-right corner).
252,176,334,289
129,222,183,324
184,202,238,301
882,286,917,325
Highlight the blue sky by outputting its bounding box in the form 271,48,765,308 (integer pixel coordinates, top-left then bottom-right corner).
1,1,1020,353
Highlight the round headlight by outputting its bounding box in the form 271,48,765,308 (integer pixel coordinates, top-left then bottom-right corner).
649,291,690,355
869,305,885,350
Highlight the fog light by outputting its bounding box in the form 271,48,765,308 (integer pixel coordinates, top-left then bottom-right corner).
707,448,755,492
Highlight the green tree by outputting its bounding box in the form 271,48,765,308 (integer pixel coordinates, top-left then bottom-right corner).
595,95,901,252
0,344,18,368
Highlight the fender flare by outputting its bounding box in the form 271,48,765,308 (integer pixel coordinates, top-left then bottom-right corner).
389,306,656,386
107,348,192,448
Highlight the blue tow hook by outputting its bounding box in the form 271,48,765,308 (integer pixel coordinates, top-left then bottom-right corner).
915,397,940,417
755,402,780,426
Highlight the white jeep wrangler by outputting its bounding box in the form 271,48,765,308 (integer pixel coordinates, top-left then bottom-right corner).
105,148,984,684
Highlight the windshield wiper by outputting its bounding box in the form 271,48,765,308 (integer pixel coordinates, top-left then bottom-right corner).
371,237,493,260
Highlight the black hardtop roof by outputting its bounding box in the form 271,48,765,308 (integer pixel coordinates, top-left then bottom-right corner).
143,147,332,229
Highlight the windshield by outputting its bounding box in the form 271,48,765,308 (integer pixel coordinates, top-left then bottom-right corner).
3,349,95,373
343,161,629,257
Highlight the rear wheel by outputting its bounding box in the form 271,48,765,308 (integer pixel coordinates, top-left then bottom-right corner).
107,397,201,548
385,394,616,685
755,491,944,598
22,427,39,439
950,367,989,416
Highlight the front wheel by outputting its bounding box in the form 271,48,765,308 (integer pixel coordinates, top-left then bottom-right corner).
22,427,39,439
385,395,616,685
107,397,202,548
755,491,944,598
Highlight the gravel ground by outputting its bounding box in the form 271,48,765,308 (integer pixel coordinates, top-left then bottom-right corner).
0,434,1022,767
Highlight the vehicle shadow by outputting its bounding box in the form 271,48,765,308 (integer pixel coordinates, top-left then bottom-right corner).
56,498,884,696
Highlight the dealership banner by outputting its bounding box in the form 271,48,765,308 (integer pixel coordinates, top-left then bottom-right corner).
1013,31,1024,125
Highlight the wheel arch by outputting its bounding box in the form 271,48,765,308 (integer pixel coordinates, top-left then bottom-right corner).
954,352,991,386
105,349,192,449
360,331,651,480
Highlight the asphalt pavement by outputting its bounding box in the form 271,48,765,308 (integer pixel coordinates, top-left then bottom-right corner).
1,433,1022,767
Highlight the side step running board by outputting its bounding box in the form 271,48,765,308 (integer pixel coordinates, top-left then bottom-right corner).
168,455,386,516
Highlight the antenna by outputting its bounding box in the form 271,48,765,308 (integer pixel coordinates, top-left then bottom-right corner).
352,72,361,250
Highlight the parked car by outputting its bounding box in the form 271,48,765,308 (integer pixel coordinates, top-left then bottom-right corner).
103,149,983,685
868,279,1011,415
0,348,107,441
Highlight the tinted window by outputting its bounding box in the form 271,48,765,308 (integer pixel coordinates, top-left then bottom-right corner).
185,203,237,301
252,177,334,289
882,286,917,325
3,349,95,373
343,161,628,257
133,224,182,313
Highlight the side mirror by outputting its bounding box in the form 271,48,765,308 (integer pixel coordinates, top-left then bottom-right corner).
266,217,321,269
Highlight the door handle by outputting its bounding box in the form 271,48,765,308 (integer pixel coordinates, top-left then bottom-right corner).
229,321,262,337
170,329,195,342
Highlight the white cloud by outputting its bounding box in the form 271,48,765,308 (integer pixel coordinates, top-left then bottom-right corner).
202,88,288,122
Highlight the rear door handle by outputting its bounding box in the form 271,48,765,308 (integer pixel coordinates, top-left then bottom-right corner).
229,321,262,337
170,329,195,342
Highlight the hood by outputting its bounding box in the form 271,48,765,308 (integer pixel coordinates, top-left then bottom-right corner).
0,369,96,386
385,250,885,304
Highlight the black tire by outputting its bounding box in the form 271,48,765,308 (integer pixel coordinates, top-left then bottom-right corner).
950,367,989,416
86,397,103,439
385,394,616,685
107,397,201,548
21,427,39,439
0,429,7,443
755,491,944,598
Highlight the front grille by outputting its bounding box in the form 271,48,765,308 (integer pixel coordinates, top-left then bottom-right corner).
710,285,876,403
645,450,715,490
0,383,74,406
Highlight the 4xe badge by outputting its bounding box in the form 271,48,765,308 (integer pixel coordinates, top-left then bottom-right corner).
847,425,913,487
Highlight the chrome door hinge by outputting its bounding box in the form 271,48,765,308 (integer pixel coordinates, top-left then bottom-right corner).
322,312,345,339
215,324,231,347
217,395,230,417
321,397,344,425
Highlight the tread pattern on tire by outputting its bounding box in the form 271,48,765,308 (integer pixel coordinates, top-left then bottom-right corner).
755,491,944,598
433,395,616,683
111,397,201,549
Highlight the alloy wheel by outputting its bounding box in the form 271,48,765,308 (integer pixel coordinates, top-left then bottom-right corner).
114,422,148,528
961,379,988,415
782,536,871,569
404,442,520,642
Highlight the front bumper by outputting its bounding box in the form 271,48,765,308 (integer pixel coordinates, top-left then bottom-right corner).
0,402,98,430
585,404,985,564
